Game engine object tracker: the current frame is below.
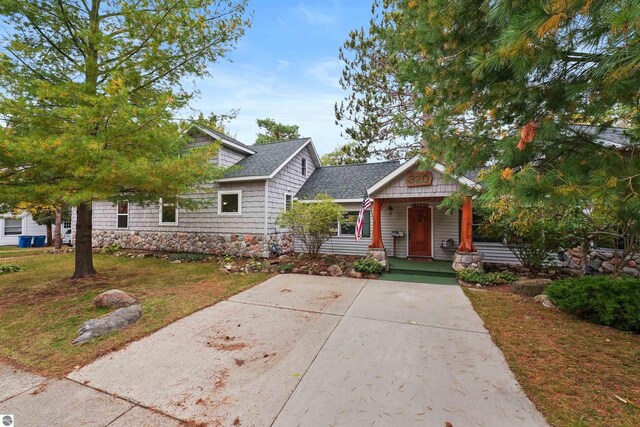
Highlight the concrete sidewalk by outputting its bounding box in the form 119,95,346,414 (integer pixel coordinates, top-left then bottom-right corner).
1,275,548,426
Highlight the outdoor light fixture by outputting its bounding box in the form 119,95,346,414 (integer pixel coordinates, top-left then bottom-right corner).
388,205,393,216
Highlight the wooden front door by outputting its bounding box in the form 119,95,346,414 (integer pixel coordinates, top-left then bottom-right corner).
408,207,432,257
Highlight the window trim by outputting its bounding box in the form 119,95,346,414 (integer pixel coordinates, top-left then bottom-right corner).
159,198,179,225
3,217,23,236
218,190,242,216
117,200,129,229
337,210,371,238
301,158,307,177
284,193,293,212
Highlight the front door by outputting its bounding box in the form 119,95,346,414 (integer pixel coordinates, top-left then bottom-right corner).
408,207,432,257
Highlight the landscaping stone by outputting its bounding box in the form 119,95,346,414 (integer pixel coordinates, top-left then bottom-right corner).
74,305,142,344
327,265,343,277
512,278,552,297
533,294,557,309
622,267,639,278
452,251,483,272
348,269,363,279
94,290,137,309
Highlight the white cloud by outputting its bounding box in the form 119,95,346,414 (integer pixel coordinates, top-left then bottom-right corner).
306,59,343,89
296,4,338,26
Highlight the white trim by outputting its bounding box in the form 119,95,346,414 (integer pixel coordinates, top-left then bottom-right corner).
159,198,179,225
264,181,269,235
116,200,129,229
296,198,362,204
2,216,23,237
406,205,434,258
193,125,256,155
216,138,315,183
337,209,371,238
218,190,242,216
301,157,307,177
367,156,481,195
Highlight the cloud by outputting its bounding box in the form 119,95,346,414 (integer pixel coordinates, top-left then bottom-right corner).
276,59,291,71
296,4,338,26
306,59,343,89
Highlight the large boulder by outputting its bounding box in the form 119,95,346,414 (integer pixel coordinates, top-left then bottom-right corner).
74,305,142,344
94,289,137,308
327,265,343,277
512,278,552,297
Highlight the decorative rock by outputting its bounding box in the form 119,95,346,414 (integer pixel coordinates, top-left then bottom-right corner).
366,248,388,271
327,265,343,277
94,290,137,308
601,261,615,273
534,294,557,309
452,251,483,272
319,271,328,276
348,269,363,279
622,267,639,278
512,278,552,297
74,305,142,344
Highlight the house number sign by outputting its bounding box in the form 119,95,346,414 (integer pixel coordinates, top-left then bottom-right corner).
406,171,433,187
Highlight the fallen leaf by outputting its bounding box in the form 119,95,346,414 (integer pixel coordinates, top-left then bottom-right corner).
614,394,629,404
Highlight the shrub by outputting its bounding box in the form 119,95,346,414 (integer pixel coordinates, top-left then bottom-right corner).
276,194,345,258
170,253,207,262
457,269,518,286
280,263,295,273
546,276,640,333
0,264,23,274
353,257,384,275
103,243,121,255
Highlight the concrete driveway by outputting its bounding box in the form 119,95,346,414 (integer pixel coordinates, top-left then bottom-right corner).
3,275,547,426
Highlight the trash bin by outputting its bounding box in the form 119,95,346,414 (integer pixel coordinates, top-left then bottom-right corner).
33,235,46,247
18,236,33,248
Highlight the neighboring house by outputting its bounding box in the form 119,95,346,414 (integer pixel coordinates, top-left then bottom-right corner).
0,213,48,246
86,125,521,264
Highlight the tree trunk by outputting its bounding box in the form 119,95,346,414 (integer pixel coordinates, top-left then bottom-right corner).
73,203,97,279
54,208,63,250
45,224,53,247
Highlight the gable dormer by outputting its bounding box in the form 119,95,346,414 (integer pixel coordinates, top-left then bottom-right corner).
188,125,256,167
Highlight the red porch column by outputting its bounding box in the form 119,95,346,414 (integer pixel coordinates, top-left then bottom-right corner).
458,196,476,253
368,199,386,249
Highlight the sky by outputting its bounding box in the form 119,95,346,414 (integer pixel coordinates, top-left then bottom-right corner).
188,0,374,156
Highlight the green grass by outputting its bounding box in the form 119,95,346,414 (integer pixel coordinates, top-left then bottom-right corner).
0,246,48,259
466,289,640,427
0,252,269,376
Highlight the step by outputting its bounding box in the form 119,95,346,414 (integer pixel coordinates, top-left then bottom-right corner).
380,272,458,285
388,267,457,278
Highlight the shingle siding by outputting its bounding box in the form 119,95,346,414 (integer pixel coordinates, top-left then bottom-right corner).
372,167,460,198
219,146,247,167
267,146,317,233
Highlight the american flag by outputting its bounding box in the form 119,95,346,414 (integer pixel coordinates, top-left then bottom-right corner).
355,190,372,241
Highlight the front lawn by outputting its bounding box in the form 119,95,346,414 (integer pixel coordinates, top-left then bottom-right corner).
465,288,640,427
0,251,269,376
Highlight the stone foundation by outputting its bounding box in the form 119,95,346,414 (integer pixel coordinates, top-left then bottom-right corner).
452,251,484,272
92,230,294,259
562,247,640,278
367,248,388,271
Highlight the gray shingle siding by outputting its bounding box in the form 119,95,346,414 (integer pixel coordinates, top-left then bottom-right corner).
219,146,247,167
372,167,460,198
267,146,317,233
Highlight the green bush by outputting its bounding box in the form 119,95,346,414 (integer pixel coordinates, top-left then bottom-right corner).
0,264,23,274
546,276,640,333
353,257,384,275
457,269,518,286
103,243,121,255
170,253,208,262
280,263,295,273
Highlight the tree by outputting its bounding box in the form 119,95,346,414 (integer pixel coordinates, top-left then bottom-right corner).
340,0,640,257
31,206,70,249
320,142,365,166
0,1,250,278
276,194,345,258
192,110,239,135
255,118,300,144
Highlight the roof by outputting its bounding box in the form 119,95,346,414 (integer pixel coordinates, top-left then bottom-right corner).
192,125,256,155
220,138,313,181
569,125,634,148
296,161,402,200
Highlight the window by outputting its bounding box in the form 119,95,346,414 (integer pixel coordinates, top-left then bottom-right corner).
469,212,501,243
339,211,370,237
284,194,293,211
3,218,22,236
117,201,129,229
302,158,307,177
218,190,242,215
159,198,178,224
62,220,72,229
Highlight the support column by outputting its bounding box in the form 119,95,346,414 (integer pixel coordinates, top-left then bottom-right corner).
458,196,476,253
368,199,385,249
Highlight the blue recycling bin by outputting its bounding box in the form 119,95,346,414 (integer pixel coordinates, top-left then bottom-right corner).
18,235,33,248
33,235,46,247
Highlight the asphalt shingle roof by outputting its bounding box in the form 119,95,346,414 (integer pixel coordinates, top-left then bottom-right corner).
199,126,256,152
223,138,311,178
296,161,402,200
569,125,634,148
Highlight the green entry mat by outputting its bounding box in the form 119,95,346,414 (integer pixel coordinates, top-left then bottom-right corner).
379,272,458,285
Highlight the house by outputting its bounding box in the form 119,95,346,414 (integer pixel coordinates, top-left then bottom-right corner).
0,213,48,246
86,126,520,264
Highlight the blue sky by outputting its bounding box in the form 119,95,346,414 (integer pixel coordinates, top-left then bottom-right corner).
189,1,373,155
